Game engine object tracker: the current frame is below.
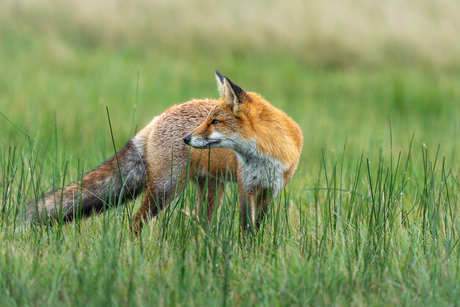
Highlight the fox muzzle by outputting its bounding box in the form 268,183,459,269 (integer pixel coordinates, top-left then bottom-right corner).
183,133,191,145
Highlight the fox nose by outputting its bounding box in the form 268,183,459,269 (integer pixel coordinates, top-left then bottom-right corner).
183,134,191,145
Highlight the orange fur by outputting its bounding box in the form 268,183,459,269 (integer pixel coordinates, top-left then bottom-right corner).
185,71,303,236
25,71,303,238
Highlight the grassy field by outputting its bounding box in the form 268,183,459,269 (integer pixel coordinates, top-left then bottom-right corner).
2,0,460,305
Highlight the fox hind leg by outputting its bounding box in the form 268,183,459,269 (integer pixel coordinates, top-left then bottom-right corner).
133,178,183,235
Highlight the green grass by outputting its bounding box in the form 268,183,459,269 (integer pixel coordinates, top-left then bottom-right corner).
2,7,460,305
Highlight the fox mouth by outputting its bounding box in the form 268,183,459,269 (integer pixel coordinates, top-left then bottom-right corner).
183,133,221,149
189,139,221,149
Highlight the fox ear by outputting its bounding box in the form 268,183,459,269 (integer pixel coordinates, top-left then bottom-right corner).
215,70,225,96
223,76,246,112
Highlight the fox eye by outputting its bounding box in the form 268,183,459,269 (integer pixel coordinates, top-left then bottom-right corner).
211,119,220,125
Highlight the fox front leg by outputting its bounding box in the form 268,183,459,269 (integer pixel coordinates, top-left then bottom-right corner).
239,190,256,240
255,190,270,231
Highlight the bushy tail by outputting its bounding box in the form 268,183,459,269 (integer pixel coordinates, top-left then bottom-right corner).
24,139,146,224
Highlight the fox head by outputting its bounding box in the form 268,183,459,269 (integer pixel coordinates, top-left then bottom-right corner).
183,70,263,152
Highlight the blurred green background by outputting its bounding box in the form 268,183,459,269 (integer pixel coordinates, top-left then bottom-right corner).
2,1,460,305
1,0,460,182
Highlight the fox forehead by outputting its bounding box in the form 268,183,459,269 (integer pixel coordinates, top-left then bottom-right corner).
202,105,236,126
208,103,232,117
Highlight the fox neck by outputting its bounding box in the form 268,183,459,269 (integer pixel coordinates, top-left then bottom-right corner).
233,140,285,195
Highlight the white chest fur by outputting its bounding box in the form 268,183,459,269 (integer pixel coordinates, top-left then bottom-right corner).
234,142,285,194
206,132,286,194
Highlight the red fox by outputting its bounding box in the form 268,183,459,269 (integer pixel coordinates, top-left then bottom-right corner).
25,71,303,235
